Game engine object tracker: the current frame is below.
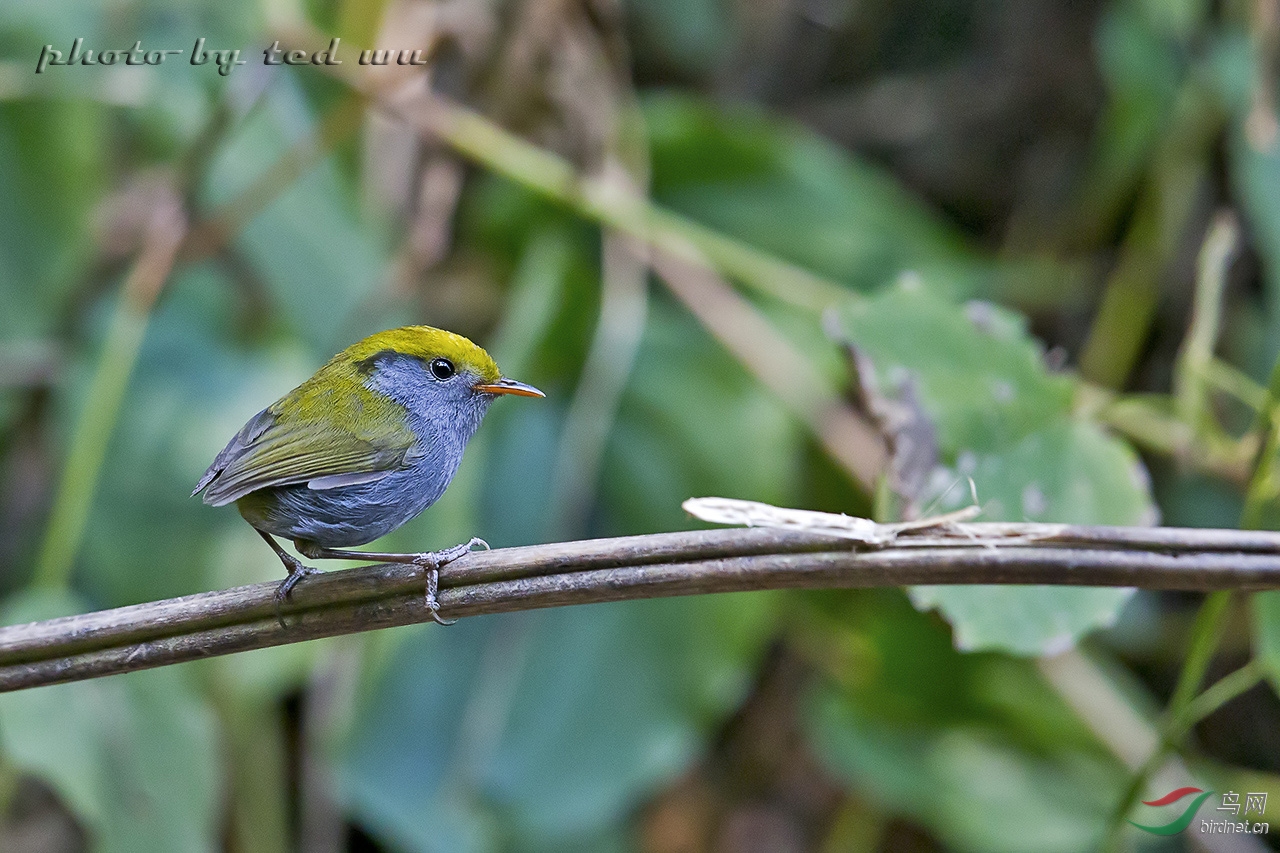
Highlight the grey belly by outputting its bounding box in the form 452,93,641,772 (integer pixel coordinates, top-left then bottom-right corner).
250,465,450,547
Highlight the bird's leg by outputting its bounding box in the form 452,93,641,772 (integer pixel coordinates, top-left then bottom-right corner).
294,537,489,626
256,529,319,628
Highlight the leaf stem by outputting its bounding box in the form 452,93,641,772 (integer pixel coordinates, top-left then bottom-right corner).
1100,591,1233,850
1169,592,1235,713
1170,659,1264,735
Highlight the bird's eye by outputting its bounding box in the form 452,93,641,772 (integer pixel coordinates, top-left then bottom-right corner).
429,358,455,380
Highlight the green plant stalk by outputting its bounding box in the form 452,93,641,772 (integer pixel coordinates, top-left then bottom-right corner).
1102,656,1264,852
549,97,654,539
1105,591,1231,826
1201,358,1268,412
549,229,650,539
364,84,848,313
1079,82,1223,388
1103,354,1280,847
1101,598,1235,853
1174,212,1239,428
1171,659,1265,735
1080,384,1251,484
1169,592,1235,712
1241,358,1280,529
32,284,163,590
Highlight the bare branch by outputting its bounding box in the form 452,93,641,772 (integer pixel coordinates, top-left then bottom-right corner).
4,524,1280,691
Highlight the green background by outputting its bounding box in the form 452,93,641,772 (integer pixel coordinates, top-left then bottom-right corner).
1,0,1278,850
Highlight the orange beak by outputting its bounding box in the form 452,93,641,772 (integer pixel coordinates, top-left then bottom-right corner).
473,377,545,398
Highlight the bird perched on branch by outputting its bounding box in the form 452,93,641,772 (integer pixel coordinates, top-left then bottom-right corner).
193,325,544,624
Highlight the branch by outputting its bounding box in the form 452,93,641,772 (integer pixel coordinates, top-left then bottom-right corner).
5,523,1280,691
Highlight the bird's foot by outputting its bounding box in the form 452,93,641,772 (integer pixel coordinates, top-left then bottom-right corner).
273,560,319,628
413,538,488,626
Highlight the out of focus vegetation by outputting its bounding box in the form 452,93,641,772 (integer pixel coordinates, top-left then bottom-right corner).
2,0,1280,850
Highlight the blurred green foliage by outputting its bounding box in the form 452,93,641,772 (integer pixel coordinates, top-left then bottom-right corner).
1,0,1280,851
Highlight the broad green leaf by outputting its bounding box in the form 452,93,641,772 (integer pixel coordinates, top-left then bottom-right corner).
1149,464,1244,529
337,594,776,852
0,591,222,853
0,101,104,339
799,590,1109,751
643,93,988,296
834,285,1156,654
604,299,802,535
911,421,1152,655
202,76,385,354
802,591,1121,853
77,263,314,604
809,684,1119,853
838,285,1074,454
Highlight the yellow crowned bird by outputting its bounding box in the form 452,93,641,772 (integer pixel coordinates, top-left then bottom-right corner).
193,326,543,624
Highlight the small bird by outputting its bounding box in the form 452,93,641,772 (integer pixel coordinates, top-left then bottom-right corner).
193,325,543,624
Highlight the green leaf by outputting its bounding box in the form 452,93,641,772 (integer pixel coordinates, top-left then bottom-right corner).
0,101,104,339
833,286,1156,654
809,683,1119,853
916,420,1154,656
644,93,986,295
202,77,385,354
0,591,222,853
838,285,1074,454
800,590,1109,751
603,299,803,535
801,595,1121,853
337,594,776,852
76,264,316,605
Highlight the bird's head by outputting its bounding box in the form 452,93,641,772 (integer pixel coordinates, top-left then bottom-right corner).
342,326,543,424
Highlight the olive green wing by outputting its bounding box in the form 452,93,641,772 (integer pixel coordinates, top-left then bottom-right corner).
194,382,418,507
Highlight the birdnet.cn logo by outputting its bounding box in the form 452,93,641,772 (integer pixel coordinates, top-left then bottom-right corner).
1129,787,1270,836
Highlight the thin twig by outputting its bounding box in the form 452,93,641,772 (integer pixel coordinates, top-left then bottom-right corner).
6,524,1280,691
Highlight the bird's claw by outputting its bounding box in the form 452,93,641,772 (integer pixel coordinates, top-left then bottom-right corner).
424,564,458,626
273,563,319,629
414,538,484,627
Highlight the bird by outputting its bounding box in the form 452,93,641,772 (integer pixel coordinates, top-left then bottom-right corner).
193,325,544,625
